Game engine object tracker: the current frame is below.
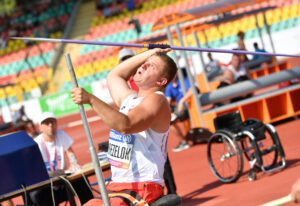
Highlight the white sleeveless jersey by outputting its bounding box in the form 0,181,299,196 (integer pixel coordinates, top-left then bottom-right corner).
108,92,169,186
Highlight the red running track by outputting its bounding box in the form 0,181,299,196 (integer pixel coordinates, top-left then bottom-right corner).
10,108,300,206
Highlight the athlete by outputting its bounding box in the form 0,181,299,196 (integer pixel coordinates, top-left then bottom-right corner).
71,48,177,205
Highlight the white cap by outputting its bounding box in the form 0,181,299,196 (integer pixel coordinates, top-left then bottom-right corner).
40,112,56,124
118,48,135,61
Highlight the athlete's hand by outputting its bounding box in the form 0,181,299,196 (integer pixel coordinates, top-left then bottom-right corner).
71,88,92,105
153,47,172,54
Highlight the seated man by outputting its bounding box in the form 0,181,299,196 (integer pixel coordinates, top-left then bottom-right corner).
205,52,225,81
215,52,250,85
26,112,93,206
214,53,252,106
247,42,272,70
71,48,177,205
165,68,193,152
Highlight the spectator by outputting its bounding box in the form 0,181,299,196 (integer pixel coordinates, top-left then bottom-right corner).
102,4,112,18
128,16,141,40
126,0,135,11
237,31,249,62
213,53,252,107
165,61,193,152
246,42,272,70
215,53,249,85
12,105,38,136
0,33,7,49
71,48,177,205
237,31,246,50
205,52,224,81
26,112,93,206
252,42,267,60
118,48,139,91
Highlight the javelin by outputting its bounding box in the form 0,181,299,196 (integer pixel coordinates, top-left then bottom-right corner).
11,36,300,58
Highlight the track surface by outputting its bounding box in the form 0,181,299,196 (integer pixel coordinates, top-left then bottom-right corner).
10,58,300,205
13,109,298,206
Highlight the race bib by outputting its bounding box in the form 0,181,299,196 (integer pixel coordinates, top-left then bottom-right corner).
107,130,135,169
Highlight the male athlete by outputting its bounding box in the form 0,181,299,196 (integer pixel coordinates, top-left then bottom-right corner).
71,48,177,205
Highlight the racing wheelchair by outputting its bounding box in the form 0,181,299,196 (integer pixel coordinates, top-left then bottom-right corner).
207,111,286,183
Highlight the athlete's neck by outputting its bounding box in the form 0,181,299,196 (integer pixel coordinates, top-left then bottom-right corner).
138,87,161,98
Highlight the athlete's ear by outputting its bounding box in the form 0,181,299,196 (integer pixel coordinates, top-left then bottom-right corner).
157,77,167,87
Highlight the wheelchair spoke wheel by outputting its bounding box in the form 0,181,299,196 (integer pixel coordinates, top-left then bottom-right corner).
241,124,278,170
207,130,243,183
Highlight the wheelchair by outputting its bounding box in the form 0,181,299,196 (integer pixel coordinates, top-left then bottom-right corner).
207,111,286,183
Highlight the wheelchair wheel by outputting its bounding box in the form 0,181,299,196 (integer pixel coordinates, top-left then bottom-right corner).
207,130,244,183
241,120,278,170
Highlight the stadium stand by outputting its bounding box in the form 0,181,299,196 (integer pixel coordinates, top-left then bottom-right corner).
54,0,300,94
0,0,299,124
0,0,75,104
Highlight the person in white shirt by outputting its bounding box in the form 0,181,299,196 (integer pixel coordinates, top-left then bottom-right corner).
215,53,250,85
26,112,93,206
205,52,224,81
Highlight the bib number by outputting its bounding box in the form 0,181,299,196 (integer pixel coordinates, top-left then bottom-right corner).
107,130,135,169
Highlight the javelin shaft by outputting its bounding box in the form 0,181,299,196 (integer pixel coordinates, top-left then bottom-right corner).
65,54,110,206
11,36,300,58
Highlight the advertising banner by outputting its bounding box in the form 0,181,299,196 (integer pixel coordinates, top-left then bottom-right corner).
39,85,92,117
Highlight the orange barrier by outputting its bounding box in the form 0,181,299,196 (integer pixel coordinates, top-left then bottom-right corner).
250,60,290,79
196,73,220,93
188,84,300,133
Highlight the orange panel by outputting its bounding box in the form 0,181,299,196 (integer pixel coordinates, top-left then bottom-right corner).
203,112,217,133
267,65,278,74
279,61,290,71
265,93,290,120
241,99,270,123
187,96,216,132
196,73,209,93
188,96,202,128
209,81,221,92
290,88,300,113
250,72,257,79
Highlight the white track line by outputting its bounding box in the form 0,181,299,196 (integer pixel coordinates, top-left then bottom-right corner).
59,116,101,129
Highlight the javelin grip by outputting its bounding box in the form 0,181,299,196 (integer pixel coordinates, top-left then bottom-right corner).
148,43,171,49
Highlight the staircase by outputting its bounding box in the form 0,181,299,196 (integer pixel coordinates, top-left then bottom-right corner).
48,1,96,94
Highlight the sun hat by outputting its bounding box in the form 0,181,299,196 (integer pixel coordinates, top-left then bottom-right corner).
40,112,56,124
118,48,135,61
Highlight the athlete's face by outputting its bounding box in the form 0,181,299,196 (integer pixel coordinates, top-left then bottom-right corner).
133,55,167,88
40,118,57,138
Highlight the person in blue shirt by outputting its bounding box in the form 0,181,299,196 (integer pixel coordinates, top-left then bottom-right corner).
165,68,193,152
252,42,267,60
